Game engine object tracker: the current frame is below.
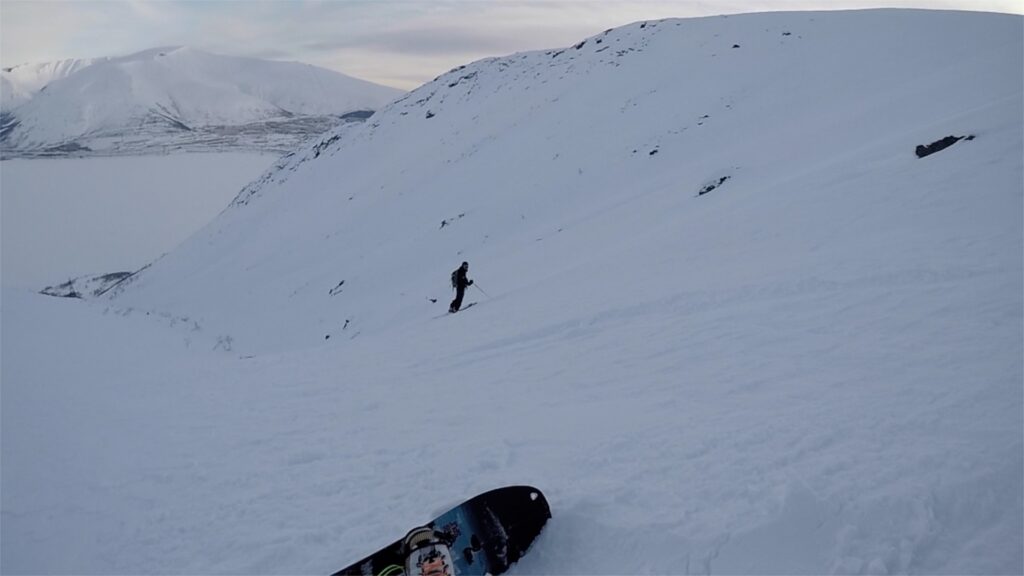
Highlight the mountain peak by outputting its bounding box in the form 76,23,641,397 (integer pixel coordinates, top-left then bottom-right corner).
1,47,405,156
117,46,188,61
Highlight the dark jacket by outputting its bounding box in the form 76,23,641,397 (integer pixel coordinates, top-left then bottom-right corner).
453,267,473,290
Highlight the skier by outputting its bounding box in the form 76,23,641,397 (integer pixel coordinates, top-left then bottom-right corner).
449,261,473,313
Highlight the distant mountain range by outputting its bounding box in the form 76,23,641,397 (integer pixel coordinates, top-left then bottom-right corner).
0,47,404,157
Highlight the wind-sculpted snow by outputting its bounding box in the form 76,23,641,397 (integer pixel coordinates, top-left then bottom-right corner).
3,9,1022,575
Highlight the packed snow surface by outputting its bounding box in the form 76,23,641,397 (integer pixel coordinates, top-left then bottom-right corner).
2,9,1022,575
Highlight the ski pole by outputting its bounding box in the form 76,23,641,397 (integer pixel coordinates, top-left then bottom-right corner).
474,283,491,298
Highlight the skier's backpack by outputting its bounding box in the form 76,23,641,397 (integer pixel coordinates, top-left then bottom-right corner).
451,269,458,289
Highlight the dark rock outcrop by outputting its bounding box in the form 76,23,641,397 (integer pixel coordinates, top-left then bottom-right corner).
916,135,975,158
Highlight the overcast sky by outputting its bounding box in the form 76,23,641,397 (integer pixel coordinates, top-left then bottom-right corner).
2,0,1020,90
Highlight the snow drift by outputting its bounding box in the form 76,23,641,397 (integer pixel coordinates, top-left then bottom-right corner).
3,8,1021,575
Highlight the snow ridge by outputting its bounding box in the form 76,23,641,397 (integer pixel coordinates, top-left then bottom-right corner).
1,56,100,109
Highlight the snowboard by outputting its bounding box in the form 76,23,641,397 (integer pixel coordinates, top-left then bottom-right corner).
331,485,550,576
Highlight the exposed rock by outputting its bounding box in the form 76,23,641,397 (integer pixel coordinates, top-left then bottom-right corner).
699,175,731,196
40,271,134,299
916,134,975,158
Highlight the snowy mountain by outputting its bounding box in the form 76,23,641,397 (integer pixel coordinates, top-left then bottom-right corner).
3,9,1021,575
1,57,101,145
111,9,1022,357
1,56,99,109
0,47,404,156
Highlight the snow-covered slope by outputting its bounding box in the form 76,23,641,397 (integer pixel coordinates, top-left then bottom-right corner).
114,9,1022,356
1,57,101,144
0,47,403,156
1,57,98,109
3,9,1021,575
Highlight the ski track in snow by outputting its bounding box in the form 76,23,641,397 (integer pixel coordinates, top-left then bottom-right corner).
2,9,1022,576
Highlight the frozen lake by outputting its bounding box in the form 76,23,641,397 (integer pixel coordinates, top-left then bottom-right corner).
1,153,275,289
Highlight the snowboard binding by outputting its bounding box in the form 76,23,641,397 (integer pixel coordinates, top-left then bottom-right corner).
403,527,456,576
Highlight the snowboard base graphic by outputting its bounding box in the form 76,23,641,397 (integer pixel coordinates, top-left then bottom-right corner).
332,486,550,576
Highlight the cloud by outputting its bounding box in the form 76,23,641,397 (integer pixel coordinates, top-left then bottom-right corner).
3,0,1021,91
1,1,102,65
123,0,178,24
1,1,197,65
304,25,527,57
277,1,683,88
